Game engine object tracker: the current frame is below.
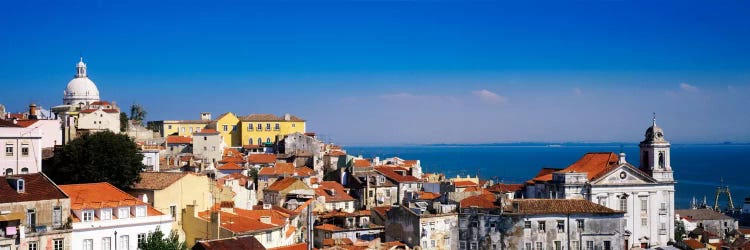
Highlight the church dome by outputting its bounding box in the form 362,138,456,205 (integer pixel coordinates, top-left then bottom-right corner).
63,58,100,105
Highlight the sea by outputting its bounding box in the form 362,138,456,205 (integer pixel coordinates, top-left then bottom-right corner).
345,144,750,210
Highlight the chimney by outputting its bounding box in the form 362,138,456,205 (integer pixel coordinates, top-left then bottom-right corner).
260,216,271,224
28,103,38,120
201,112,212,121
619,152,627,164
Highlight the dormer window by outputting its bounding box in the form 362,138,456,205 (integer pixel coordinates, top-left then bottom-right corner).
101,208,112,220
16,179,25,193
118,207,130,219
135,206,147,217
82,210,94,222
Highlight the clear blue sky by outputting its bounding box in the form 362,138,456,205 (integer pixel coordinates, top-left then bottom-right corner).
1,0,749,145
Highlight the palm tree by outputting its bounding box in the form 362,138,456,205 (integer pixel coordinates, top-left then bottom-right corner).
130,104,147,124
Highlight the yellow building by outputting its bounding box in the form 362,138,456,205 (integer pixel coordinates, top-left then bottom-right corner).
239,113,306,146
154,112,213,137
128,172,232,240
214,112,241,147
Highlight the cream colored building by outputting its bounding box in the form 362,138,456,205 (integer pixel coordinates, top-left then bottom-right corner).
76,108,120,133
128,172,216,239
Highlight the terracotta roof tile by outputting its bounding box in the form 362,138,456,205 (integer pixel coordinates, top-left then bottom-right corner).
194,236,266,250
374,166,419,183
417,191,441,200
59,182,163,217
266,178,304,192
530,167,563,182
232,207,290,226
460,195,498,209
197,210,278,233
683,239,705,249
240,114,305,122
218,162,244,171
315,223,345,232
327,151,346,157
0,173,68,203
295,166,315,177
486,183,524,193
166,136,192,144
131,172,189,190
13,120,38,128
558,152,619,180
316,181,355,202
248,154,277,164
259,162,294,176
268,243,311,250
353,159,371,168
510,199,622,215
372,206,392,218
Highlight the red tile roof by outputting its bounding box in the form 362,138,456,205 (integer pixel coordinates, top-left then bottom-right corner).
248,154,277,164
197,210,278,233
59,182,163,218
353,159,371,168
683,239,705,250
131,172,189,190
243,144,261,149
510,199,622,215
266,178,305,192
417,191,441,200
166,136,192,144
218,162,244,171
530,167,564,182
90,101,111,106
232,207,290,226
268,243,311,250
374,166,420,183
372,206,392,219
315,223,345,232
316,181,355,202
240,114,305,122
295,166,315,177
194,236,266,250
558,152,619,180
80,108,119,114
13,120,38,128
460,195,498,209
453,180,478,187
259,162,294,176
327,150,346,157
0,173,68,203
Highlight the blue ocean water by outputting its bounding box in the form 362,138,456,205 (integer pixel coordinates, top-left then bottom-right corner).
346,144,750,209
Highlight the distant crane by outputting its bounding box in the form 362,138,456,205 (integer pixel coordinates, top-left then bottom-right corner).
713,179,736,211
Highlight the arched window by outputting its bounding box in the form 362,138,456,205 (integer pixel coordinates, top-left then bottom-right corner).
658,152,665,168
20,168,28,174
257,138,262,145
5,168,12,175
266,137,271,143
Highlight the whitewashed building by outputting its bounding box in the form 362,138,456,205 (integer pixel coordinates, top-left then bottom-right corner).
0,121,43,175
59,182,172,250
524,117,676,248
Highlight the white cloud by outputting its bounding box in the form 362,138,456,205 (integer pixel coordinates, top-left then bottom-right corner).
680,83,699,92
573,88,583,96
472,89,507,104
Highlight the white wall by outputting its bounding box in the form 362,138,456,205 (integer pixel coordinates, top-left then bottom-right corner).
71,213,172,250
77,109,120,133
0,127,43,175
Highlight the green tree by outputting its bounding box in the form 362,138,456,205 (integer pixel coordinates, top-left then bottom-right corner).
675,219,686,241
43,131,144,190
130,104,147,124
120,112,128,132
139,227,186,250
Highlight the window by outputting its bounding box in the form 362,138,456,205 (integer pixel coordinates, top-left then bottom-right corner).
170,205,177,220
368,190,374,197
525,243,532,250
21,168,28,174
266,137,271,143
257,124,262,130
119,207,130,219
572,241,580,250
138,233,146,247
21,144,29,156
461,241,467,250
232,125,237,132
6,145,13,156
99,208,110,221
604,241,611,250
266,232,272,242
119,235,129,250
212,146,216,151
598,197,607,207
620,197,628,212
180,127,185,133
577,219,584,231
28,241,37,250
555,241,562,250
525,221,531,229
641,198,648,212
265,123,271,130
248,124,253,131
135,206,146,217
102,237,111,250
257,138,262,145
54,239,64,250
536,242,543,250
17,179,25,192
26,209,36,227
469,242,476,249
168,125,172,130
586,241,593,250
292,123,295,127
222,125,228,131
274,123,280,130
385,189,391,197
658,152,665,168
641,218,647,226
538,221,546,232
82,210,94,222
5,168,13,175
557,220,565,232
189,127,194,133
83,239,93,250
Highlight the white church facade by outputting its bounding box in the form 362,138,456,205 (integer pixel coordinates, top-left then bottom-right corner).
524,117,675,248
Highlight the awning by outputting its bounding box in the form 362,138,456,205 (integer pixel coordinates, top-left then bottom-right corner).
0,212,25,222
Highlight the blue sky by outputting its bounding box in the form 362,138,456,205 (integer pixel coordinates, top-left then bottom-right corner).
1,0,749,144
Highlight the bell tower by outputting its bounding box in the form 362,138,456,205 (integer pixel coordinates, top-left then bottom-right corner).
639,113,674,182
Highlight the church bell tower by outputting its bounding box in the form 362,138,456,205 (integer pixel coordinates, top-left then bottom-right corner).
639,113,674,183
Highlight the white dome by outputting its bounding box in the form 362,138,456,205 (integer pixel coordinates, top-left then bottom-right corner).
63,58,101,105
